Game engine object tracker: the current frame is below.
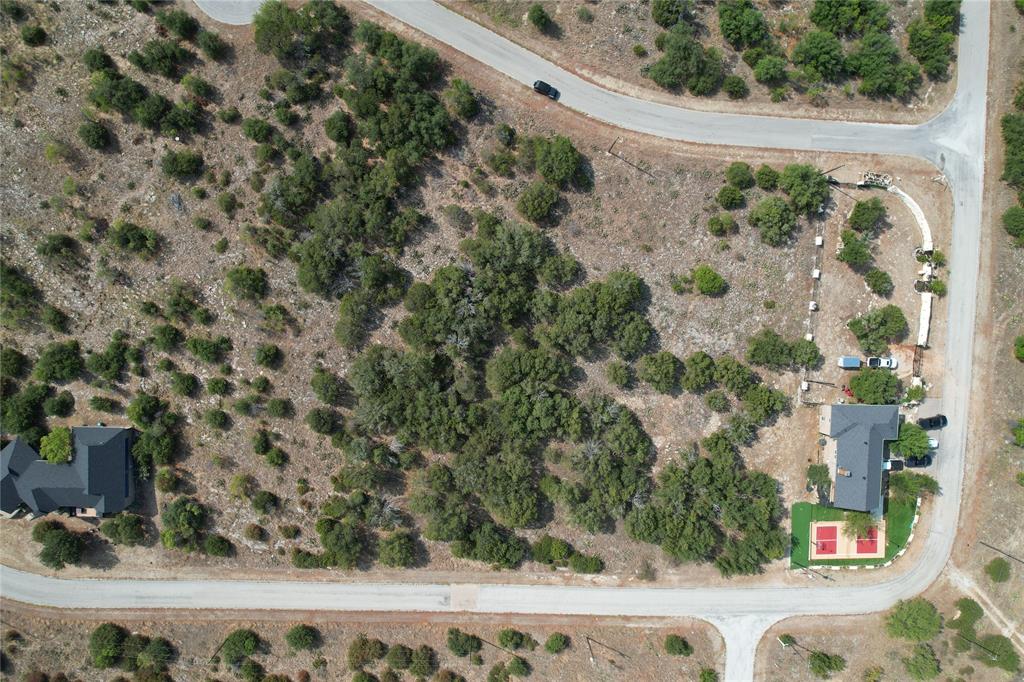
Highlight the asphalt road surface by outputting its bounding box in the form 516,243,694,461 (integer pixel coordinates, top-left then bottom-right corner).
1,2,991,680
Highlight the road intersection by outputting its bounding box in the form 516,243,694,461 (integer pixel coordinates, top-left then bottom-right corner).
1,2,992,679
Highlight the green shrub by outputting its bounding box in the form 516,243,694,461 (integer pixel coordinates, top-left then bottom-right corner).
107,220,158,258
100,513,147,546
664,634,693,656
204,408,229,430
864,269,893,296
984,557,1011,583
155,466,178,493
749,196,796,246
886,598,942,641
722,74,749,99
220,629,260,666
155,8,199,40
692,265,727,296
170,371,200,397
197,29,229,60
83,46,114,72
516,181,559,222
527,3,551,31
1003,205,1024,245
34,340,83,382
544,632,569,654
716,184,744,209
242,117,273,142
445,78,479,119
225,266,268,301
348,633,388,670
849,367,902,404
324,110,352,143
186,335,232,363
161,150,204,180
652,0,688,28
181,73,214,99
754,56,787,84
43,390,74,417
847,304,907,354
637,351,681,393
447,628,482,657
266,398,293,418
792,30,844,81
725,161,755,189
89,623,127,668
40,427,72,463
286,624,320,651
849,197,887,232
20,24,46,46
808,650,846,678
254,343,283,369
128,39,190,78
1,346,30,378
78,121,111,150
378,530,417,568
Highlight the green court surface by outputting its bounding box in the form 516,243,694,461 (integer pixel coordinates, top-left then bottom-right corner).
790,498,917,568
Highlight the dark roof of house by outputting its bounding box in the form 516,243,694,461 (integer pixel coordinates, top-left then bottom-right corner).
0,427,135,515
823,405,899,517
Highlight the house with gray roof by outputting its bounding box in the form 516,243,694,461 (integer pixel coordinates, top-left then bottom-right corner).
818,404,900,518
1,426,135,517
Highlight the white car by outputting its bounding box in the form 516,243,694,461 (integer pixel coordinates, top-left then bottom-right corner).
927,437,939,450
867,357,898,369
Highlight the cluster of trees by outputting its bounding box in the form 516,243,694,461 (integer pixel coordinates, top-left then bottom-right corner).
947,597,1020,672
746,329,822,371
847,304,907,355
1,263,66,333
626,434,787,577
330,206,786,574
88,622,174,673
907,0,961,80
31,520,84,570
291,487,415,570
646,22,724,95
86,43,204,138
1001,101,1024,248
717,163,828,247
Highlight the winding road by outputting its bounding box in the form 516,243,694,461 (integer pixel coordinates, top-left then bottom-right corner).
1,2,992,679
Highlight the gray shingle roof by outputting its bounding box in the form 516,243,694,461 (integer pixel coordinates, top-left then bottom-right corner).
823,405,899,517
1,427,135,515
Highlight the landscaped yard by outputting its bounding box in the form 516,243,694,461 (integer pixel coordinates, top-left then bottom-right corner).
790,498,916,568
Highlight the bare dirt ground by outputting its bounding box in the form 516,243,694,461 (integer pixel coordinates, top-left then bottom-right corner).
755,576,1014,682
0,600,723,682
951,0,1024,630
442,0,957,124
0,0,950,587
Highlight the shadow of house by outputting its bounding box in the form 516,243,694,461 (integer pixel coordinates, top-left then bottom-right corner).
1,426,136,518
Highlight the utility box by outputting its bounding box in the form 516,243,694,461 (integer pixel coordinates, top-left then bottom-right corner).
837,356,861,369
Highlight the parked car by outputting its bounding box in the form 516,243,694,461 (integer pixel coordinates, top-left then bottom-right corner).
867,356,898,369
533,80,559,100
927,437,939,450
905,454,933,468
884,460,905,472
917,414,948,429
837,355,861,369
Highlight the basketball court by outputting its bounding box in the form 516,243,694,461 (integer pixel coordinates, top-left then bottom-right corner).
808,520,886,560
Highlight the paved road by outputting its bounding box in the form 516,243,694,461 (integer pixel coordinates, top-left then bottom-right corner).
4,2,989,679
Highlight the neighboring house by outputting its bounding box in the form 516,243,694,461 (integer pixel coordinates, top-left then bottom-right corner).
818,404,900,518
0,426,135,517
